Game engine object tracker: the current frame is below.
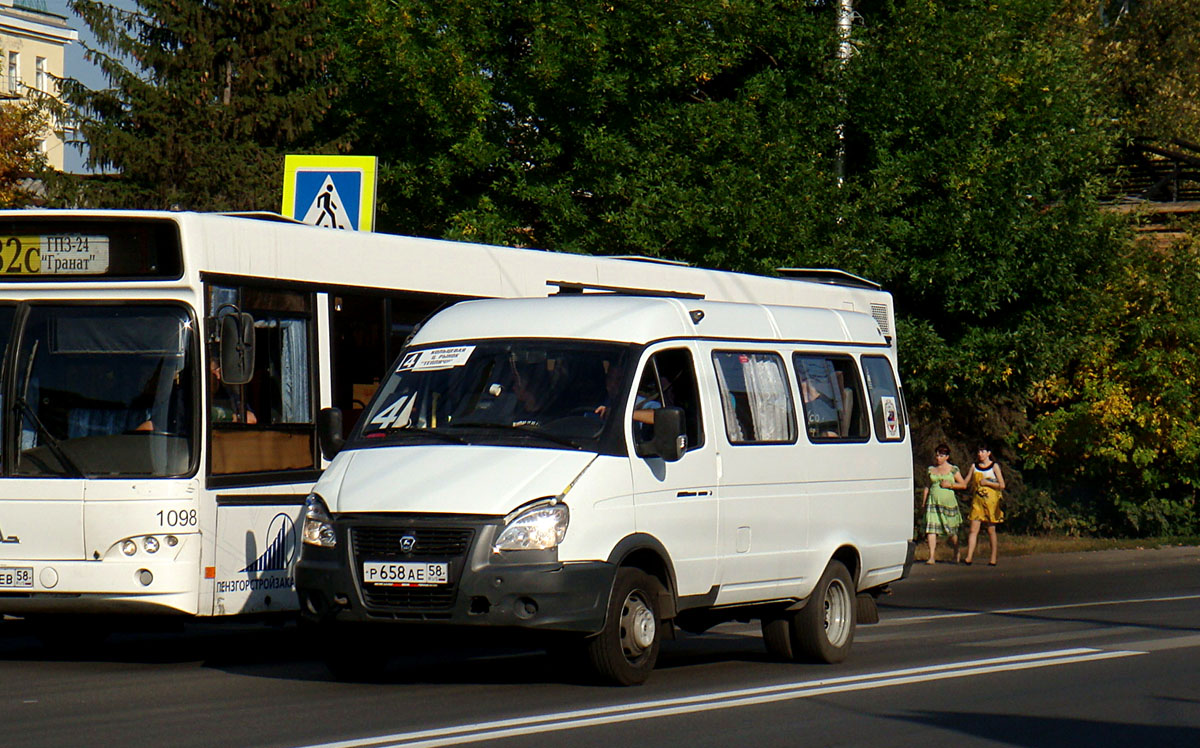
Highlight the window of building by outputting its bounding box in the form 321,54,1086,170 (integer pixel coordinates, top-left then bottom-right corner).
35,57,46,92
793,354,870,443
7,52,19,94
713,351,796,444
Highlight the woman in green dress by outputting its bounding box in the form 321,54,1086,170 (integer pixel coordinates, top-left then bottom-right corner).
920,444,966,564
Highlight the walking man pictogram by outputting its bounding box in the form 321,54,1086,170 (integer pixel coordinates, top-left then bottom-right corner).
315,185,345,229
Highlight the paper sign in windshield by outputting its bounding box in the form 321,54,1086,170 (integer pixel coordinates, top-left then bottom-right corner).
398,345,475,372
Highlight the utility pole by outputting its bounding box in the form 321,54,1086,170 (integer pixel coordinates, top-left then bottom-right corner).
835,0,855,187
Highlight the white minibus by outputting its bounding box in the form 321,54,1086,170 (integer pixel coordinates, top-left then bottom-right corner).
0,210,905,639
297,293,914,685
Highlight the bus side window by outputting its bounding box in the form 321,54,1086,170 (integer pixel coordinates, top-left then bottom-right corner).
633,348,704,452
860,355,907,441
712,351,796,444
793,353,869,443
209,285,317,476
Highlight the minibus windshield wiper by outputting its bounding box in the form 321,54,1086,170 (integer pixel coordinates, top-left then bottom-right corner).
12,397,88,478
451,422,583,450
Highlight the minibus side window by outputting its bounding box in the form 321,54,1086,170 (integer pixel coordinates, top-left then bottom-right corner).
793,354,870,443
712,351,796,445
634,348,704,452
860,355,906,441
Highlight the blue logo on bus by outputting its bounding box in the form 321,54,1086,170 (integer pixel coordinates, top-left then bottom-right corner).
240,513,296,573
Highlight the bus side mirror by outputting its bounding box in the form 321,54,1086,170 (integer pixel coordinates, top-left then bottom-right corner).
637,406,686,462
219,313,256,385
318,407,345,461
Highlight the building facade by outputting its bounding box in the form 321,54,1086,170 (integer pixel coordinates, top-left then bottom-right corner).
1,0,78,171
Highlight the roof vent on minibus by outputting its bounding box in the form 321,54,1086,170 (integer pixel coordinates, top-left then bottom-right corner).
546,280,704,299
776,267,882,290
870,303,892,337
689,310,705,324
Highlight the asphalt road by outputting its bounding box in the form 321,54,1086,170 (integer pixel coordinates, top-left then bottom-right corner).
1,546,1197,748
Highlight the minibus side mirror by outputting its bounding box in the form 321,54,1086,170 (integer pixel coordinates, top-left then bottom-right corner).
318,407,345,461
638,406,686,462
219,313,256,385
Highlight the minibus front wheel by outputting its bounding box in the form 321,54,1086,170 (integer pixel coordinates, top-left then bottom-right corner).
583,567,663,686
762,559,856,664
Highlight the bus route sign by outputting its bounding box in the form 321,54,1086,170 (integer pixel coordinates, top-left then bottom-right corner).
1,234,111,275
281,155,378,233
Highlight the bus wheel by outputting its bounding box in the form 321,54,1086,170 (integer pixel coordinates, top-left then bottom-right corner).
584,568,662,686
761,560,856,664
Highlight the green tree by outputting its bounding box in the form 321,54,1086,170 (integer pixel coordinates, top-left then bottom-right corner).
332,0,846,270
1070,0,1200,143
0,103,49,207
1021,227,1200,535
61,0,343,210
0,102,48,207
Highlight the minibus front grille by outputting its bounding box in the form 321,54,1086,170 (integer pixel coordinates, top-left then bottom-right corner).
360,585,459,610
350,525,477,612
351,526,475,558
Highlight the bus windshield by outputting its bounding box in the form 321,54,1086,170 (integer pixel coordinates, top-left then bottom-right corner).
6,304,197,477
353,341,632,451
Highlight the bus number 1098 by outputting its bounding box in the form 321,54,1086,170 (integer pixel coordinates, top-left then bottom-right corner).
158,509,198,527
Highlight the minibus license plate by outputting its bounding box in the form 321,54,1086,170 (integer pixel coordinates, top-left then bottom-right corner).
362,561,448,586
0,567,33,588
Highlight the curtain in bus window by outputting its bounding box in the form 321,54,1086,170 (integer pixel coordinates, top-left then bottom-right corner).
743,355,792,441
713,352,794,443
279,319,309,422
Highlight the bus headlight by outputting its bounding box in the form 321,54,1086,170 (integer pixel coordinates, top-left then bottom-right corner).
494,502,569,552
302,494,337,548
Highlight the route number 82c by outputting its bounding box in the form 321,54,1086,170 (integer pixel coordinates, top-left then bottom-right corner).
157,509,197,527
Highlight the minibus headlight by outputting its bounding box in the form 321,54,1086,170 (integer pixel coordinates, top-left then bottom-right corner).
302,494,337,548
494,502,569,552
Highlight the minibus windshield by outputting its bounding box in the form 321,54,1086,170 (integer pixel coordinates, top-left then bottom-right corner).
353,341,632,451
4,304,197,477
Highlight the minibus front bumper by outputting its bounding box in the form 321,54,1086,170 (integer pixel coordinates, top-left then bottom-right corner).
295,518,615,633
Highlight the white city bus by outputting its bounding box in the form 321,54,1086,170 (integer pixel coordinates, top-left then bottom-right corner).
0,209,907,626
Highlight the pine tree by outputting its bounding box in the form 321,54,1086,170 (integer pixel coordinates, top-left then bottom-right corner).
61,0,343,210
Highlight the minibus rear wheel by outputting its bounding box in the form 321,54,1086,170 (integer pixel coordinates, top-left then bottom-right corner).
761,560,856,664
584,567,662,686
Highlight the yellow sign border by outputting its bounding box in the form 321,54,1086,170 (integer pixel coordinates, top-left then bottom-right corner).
281,155,378,233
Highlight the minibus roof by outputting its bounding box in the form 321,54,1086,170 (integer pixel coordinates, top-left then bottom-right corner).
411,295,887,348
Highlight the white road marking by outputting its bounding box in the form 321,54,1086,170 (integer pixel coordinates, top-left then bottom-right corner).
295,647,1144,748
880,592,1200,626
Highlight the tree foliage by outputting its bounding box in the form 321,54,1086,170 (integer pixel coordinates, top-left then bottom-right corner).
837,1,1120,403
1021,227,1200,535
1068,0,1200,143
58,0,1200,534
61,0,343,210
0,103,48,207
332,0,845,273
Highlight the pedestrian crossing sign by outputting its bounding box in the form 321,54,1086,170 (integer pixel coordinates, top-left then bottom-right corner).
281,155,378,232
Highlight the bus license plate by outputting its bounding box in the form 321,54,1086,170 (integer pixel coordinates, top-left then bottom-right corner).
362,561,448,586
0,567,33,588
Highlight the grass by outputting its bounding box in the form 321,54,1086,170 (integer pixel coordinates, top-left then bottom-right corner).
914,533,1200,562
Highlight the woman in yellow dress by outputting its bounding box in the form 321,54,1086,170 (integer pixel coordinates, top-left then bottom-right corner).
963,445,1005,566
